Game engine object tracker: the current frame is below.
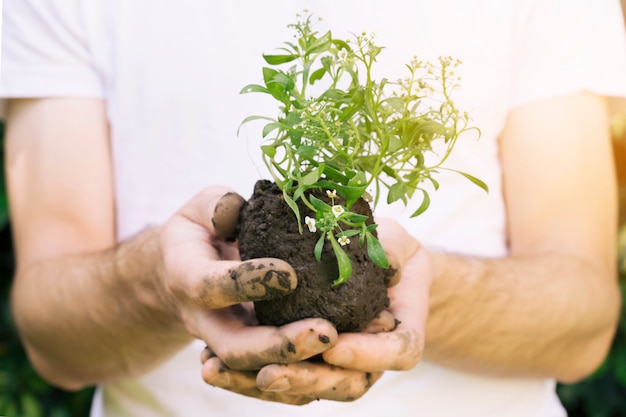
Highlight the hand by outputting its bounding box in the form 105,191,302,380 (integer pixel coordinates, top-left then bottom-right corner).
161,186,297,310
321,218,429,372
201,218,429,404
160,186,339,384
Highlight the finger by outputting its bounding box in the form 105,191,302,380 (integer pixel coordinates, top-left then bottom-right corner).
180,186,243,240
202,357,316,405
196,308,338,370
323,326,423,372
257,362,383,402
200,346,215,364
169,256,298,308
360,310,399,333
212,192,246,241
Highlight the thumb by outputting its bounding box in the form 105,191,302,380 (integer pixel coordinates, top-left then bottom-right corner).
211,191,246,242
376,217,421,288
212,258,298,306
162,186,298,308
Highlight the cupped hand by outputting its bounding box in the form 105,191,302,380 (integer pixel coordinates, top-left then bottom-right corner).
159,186,339,383
321,217,430,372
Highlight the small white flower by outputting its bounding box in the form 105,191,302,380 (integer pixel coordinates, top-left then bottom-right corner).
338,49,348,61
332,205,345,218
309,101,320,113
326,189,337,199
338,236,350,246
304,216,317,233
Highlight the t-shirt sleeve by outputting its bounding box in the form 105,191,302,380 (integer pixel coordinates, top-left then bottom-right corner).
0,0,104,98
509,0,626,109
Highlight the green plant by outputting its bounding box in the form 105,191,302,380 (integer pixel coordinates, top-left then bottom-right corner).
240,12,487,285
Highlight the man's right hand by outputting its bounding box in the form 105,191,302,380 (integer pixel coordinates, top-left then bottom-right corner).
159,186,341,373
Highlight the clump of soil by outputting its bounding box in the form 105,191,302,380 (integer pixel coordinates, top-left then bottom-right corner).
237,179,390,332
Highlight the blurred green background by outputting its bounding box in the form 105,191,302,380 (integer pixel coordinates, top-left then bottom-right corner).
1,114,626,416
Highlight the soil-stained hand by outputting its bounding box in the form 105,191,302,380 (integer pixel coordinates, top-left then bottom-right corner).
160,186,339,372
161,186,300,310
320,218,430,373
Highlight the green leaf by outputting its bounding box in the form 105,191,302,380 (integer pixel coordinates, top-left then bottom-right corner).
427,175,440,190
261,145,276,158
283,191,303,233
293,185,307,202
262,68,295,102
262,122,281,137
366,232,389,268
237,115,276,136
262,67,279,85
300,167,321,186
285,111,302,127
314,233,325,261
295,145,318,159
342,212,369,223
410,189,431,217
388,134,403,153
331,39,351,51
240,84,269,94
270,72,295,92
347,170,367,187
309,194,332,213
387,181,408,204
455,170,489,192
338,88,365,121
316,180,366,204
305,31,332,56
263,54,299,65
336,229,361,238
309,67,327,84
330,237,352,286
322,88,349,102
238,114,275,127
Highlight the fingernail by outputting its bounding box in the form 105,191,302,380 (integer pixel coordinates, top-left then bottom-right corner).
206,364,230,387
262,376,291,392
326,347,354,366
217,368,231,386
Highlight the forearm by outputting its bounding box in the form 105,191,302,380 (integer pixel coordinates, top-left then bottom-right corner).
11,226,191,390
423,249,621,383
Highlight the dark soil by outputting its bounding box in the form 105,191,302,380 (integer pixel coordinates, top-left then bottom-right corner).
237,180,391,332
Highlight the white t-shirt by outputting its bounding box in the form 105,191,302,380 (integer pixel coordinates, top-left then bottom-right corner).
2,1,626,416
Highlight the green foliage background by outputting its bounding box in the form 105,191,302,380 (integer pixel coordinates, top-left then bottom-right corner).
0,122,624,416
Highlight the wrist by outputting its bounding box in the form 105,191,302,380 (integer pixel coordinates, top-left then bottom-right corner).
114,226,185,331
